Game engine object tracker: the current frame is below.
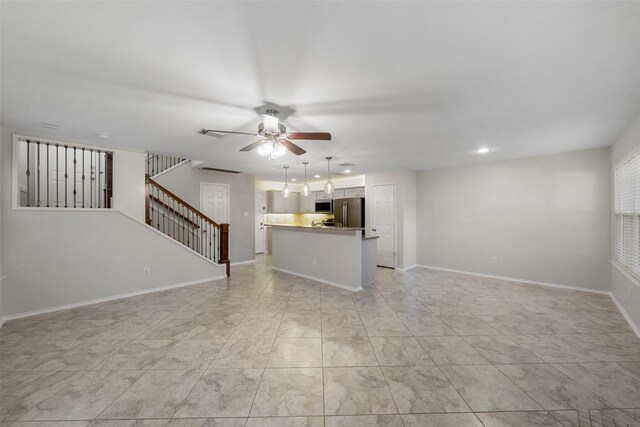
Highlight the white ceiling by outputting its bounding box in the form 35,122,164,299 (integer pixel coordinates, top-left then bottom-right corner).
2,1,640,181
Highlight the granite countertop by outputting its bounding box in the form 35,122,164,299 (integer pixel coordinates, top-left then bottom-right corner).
266,224,378,239
266,224,365,231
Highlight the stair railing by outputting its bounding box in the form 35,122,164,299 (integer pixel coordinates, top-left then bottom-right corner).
145,153,186,176
145,175,230,276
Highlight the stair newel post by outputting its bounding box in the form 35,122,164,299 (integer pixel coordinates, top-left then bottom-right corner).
145,175,151,225
219,223,230,276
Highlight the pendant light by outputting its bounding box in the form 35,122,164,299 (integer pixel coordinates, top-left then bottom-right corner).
324,156,334,195
282,166,290,198
302,162,310,197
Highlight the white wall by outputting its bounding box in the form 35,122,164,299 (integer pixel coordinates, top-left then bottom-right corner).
365,168,417,269
610,115,640,330
417,147,611,291
112,150,146,222
1,129,225,319
154,163,256,263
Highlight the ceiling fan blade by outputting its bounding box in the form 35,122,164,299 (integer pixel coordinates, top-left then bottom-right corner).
239,140,265,152
199,129,258,137
287,132,332,141
280,139,307,155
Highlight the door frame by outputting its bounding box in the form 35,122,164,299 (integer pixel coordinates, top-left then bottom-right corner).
255,190,266,254
371,183,397,269
199,182,230,224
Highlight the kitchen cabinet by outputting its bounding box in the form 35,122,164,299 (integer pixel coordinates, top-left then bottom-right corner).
345,187,365,198
267,191,300,213
299,193,315,213
315,191,332,200
333,189,345,199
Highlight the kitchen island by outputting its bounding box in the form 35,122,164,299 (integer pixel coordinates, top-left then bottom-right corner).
268,224,378,291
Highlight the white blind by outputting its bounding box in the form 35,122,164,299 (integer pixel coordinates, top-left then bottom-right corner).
614,152,640,280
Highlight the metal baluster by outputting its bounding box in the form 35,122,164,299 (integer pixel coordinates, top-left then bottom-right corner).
64,145,68,208
46,143,50,207
97,151,102,208
89,149,94,208
73,147,77,208
81,148,86,208
36,141,40,207
162,191,167,233
55,144,60,207
25,140,31,206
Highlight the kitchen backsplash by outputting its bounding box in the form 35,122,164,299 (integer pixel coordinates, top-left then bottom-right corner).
266,213,333,226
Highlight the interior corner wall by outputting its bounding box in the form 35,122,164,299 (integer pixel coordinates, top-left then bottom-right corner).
153,163,256,263
0,128,226,318
112,150,146,222
417,147,611,291
364,168,417,269
610,115,640,329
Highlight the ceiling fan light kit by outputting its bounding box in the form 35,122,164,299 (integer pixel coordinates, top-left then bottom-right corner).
200,109,332,161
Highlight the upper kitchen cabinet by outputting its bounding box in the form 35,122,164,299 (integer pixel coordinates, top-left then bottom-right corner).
267,190,300,213
317,190,333,200
299,193,315,213
333,189,345,199
345,187,365,198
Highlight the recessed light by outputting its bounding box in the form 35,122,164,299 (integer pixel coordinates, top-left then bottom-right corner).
95,133,110,139
476,147,491,154
291,178,297,182
344,169,352,174
314,174,321,178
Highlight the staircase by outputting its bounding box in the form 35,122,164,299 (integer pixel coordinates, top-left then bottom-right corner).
145,153,188,177
145,152,230,276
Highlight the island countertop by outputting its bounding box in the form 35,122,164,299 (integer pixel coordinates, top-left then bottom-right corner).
266,224,378,239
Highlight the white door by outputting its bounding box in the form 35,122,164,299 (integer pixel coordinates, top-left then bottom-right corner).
200,183,229,224
371,184,396,268
255,191,266,253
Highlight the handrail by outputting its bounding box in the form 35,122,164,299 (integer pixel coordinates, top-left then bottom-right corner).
146,176,220,227
146,174,230,276
149,195,200,228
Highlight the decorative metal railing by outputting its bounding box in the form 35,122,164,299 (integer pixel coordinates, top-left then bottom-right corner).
17,138,112,208
145,153,186,177
146,175,230,276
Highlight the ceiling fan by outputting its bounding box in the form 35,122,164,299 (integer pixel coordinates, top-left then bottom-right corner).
199,109,331,159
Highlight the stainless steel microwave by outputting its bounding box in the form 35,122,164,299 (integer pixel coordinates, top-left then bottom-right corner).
314,199,333,213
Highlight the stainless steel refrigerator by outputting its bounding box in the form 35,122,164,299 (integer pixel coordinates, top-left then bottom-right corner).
333,198,365,230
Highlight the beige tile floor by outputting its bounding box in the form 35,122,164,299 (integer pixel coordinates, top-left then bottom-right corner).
2,255,640,426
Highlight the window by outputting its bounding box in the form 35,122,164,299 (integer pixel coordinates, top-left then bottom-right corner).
614,151,640,280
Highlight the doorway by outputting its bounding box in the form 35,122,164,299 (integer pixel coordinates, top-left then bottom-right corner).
255,191,266,254
371,184,396,268
200,183,230,224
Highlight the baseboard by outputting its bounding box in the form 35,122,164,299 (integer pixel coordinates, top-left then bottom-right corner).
416,265,611,295
271,267,363,292
231,259,256,266
610,293,640,339
396,264,418,272
1,275,225,323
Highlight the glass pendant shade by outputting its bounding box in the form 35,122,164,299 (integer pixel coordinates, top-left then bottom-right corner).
324,179,334,195
324,157,334,194
302,161,310,196
282,166,290,198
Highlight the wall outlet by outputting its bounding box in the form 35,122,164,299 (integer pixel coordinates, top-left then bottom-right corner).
312,258,317,266
244,211,249,217
491,257,498,264
143,267,150,276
